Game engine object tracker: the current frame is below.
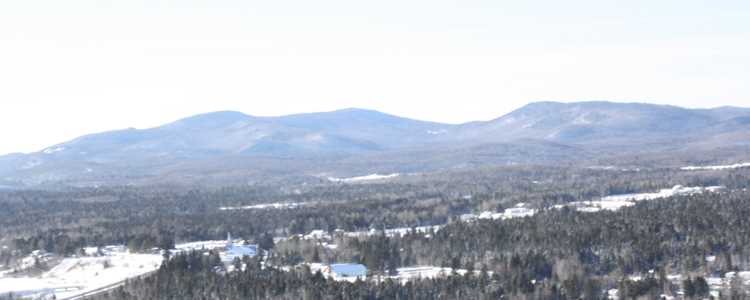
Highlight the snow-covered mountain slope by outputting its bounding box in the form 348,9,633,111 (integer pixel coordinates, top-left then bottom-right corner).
2,102,749,188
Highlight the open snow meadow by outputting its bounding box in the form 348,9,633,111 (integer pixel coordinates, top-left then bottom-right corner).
0,249,162,300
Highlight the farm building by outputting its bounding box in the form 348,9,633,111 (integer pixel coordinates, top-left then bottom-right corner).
324,264,367,281
221,233,259,263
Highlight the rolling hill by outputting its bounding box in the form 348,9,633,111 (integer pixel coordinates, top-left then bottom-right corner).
2,101,749,188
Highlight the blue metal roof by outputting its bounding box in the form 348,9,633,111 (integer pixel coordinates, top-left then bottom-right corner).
330,264,367,277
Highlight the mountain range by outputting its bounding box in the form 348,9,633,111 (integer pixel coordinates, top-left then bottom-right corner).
2,101,749,188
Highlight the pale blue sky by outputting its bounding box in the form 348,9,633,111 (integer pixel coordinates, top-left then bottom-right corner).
1,0,749,154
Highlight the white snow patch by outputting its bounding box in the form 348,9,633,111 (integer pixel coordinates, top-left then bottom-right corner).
43,147,65,154
461,203,537,222
174,240,229,252
600,185,723,202
344,225,443,239
562,185,725,212
328,173,400,183
588,165,617,170
305,230,330,240
11,250,55,271
426,129,447,135
386,266,492,283
681,162,750,171
219,202,305,211
0,250,162,299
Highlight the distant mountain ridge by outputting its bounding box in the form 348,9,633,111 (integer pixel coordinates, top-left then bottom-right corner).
2,101,749,188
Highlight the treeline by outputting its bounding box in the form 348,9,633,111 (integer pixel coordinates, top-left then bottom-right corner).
4,166,747,257
95,186,750,300
265,190,750,298
93,251,505,300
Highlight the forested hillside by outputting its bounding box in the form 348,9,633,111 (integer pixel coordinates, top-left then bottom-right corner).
3,102,750,188
3,165,750,299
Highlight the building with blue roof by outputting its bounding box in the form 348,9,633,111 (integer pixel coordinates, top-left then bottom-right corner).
324,264,367,281
221,233,259,263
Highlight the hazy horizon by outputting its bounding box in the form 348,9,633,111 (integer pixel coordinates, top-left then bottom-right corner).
2,0,749,154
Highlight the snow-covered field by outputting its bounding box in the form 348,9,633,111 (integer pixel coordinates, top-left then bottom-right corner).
219,202,305,211
681,162,750,171
0,250,162,300
328,173,400,183
562,185,724,212
601,185,723,202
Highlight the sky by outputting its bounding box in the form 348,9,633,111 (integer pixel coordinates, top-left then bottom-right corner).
1,0,749,154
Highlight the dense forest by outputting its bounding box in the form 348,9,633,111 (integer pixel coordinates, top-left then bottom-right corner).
90,189,750,299
92,251,505,300
2,165,750,299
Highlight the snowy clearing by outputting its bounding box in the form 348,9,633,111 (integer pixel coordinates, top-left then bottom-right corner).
344,225,443,238
328,173,400,183
385,266,492,283
461,203,537,222
219,202,305,211
562,185,724,212
681,162,750,171
174,240,229,252
600,185,723,202
0,250,162,300
303,264,490,283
